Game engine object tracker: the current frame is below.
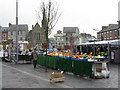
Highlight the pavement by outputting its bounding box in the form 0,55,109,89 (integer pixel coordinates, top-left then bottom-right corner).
1,58,119,89
0,59,2,90
0,51,3,57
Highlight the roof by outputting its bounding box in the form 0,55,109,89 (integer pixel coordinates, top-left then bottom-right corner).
54,33,66,37
79,39,120,45
98,24,118,33
63,27,79,33
9,24,28,31
0,27,9,32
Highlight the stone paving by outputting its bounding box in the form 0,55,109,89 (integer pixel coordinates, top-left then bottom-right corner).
1,60,119,88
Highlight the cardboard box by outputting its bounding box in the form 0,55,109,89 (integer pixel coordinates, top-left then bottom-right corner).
96,67,102,72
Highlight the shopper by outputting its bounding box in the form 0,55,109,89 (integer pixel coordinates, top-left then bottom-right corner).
32,48,38,68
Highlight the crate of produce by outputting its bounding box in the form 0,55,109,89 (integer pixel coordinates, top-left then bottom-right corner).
50,71,64,83
95,75,104,79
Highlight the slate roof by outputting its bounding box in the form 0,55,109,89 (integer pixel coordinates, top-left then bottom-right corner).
98,24,118,33
9,24,28,31
54,33,66,37
63,27,79,33
0,27,9,32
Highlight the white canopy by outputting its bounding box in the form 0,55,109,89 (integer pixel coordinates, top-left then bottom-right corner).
80,39,120,45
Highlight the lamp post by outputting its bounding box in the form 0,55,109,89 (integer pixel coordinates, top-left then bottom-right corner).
16,0,18,64
118,21,120,47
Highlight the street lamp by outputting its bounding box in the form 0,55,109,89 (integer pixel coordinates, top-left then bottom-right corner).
16,0,18,63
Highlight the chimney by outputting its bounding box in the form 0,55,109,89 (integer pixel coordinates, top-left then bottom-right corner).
9,23,12,27
102,26,108,30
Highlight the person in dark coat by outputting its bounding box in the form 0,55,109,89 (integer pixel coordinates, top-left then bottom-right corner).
32,49,38,68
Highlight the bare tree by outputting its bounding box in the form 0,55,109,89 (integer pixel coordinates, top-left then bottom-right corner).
37,0,61,48
37,0,61,71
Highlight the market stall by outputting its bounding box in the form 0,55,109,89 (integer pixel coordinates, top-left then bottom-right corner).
37,40,117,78
37,55,93,77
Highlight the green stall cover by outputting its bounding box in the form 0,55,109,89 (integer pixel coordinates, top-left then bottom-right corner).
73,60,92,76
47,56,57,68
37,55,93,76
37,56,46,66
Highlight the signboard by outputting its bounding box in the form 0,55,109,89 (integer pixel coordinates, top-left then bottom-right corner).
7,39,13,43
2,39,13,45
2,41,9,45
42,43,47,49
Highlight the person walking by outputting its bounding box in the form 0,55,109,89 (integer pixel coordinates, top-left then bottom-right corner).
32,48,38,68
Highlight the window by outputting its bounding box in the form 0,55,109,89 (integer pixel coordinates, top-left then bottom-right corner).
11,31,13,35
115,30,118,36
110,31,112,37
21,31,22,35
38,33,40,40
104,32,106,38
18,31,19,35
20,37,22,40
3,34,6,37
66,37,68,41
36,33,40,40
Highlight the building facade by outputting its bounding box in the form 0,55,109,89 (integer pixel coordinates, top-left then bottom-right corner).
0,27,9,41
54,30,66,49
97,24,119,41
63,27,80,45
49,38,55,49
0,26,2,42
80,33,96,43
8,23,28,42
27,23,46,49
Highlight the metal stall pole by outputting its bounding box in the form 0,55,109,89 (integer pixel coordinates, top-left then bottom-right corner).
107,42,110,73
93,41,96,79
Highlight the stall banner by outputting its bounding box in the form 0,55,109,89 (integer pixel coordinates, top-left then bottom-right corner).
67,45,75,49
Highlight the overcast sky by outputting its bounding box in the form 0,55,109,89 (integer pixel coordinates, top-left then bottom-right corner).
0,0,119,37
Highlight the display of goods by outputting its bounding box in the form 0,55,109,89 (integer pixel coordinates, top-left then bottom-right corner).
51,73,63,78
46,50,108,61
96,67,102,72
99,52,107,56
95,75,104,79
75,52,80,55
96,55,104,59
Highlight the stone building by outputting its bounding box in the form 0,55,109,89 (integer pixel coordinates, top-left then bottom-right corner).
80,33,96,43
63,27,80,45
8,23,28,41
54,30,66,49
27,23,46,49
